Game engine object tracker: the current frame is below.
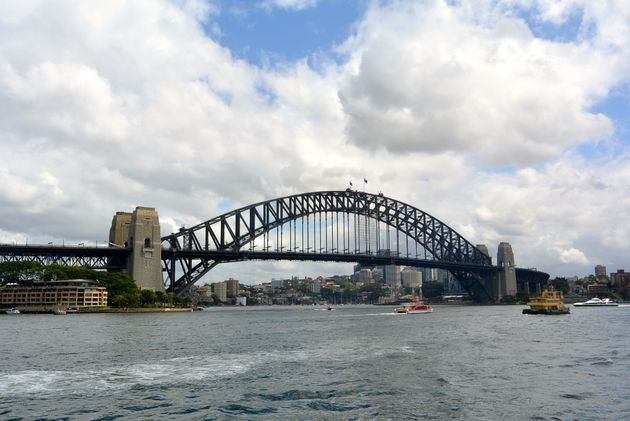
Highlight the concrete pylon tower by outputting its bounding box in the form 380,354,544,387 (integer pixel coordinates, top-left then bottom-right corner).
109,207,164,292
476,244,491,262
497,242,517,299
109,212,132,247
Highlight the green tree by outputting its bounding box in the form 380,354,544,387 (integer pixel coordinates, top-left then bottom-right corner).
140,289,158,306
155,290,167,304
0,261,44,285
515,292,529,304
549,277,570,295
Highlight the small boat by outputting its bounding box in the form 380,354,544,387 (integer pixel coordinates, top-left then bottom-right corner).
5,308,20,315
523,289,570,315
406,303,433,314
394,303,412,314
53,307,67,315
573,297,618,307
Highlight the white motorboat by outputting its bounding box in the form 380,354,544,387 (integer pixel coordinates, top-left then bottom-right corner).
5,307,20,314
573,297,618,307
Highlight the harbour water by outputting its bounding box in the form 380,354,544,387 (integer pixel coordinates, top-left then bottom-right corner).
2,305,630,420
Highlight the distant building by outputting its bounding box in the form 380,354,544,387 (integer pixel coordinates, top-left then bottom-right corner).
372,267,384,283
310,279,321,294
423,268,440,282
595,265,607,278
0,279,108,309
225,278,239,297
587,284,608,295
401,267,422,288
213,281,227,302
271,279,285,289
236,296,247,306
610,270,630,289
352,268,373,284
384,265,401,289
196,285,211,298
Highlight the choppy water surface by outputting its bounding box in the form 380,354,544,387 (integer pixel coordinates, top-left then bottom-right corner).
2,305,630,420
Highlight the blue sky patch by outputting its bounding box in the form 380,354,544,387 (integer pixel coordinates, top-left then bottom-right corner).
205,0,365,66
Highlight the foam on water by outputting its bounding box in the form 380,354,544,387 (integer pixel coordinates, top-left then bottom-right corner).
0,349,313,398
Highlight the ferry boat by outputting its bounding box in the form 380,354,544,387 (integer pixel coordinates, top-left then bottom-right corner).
523,289,570,315
573,297,618,307
394,303,412,314
407,303,433,314
394,302,433,314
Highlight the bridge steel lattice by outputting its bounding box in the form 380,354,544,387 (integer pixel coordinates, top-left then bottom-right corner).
161,190,500,301
0,244,128,270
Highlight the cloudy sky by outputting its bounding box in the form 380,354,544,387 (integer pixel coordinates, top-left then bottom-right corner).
1,0,630,283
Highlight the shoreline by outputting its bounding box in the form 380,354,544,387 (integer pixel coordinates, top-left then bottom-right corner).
2,306,194,314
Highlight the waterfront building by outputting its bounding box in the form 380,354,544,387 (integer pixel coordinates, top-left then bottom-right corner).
0,279,108,309
401,267,422,288
225,278,239,297
213,281,227,302
587,284,608,295
236,296,247,306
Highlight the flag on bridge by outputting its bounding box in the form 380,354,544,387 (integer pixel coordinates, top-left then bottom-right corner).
364,178,368,184
349,181,353,186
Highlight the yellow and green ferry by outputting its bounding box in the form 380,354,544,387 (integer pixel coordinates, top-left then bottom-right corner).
522,288,570,315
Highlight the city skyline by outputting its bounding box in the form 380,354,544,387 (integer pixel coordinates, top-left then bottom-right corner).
1,1,630,283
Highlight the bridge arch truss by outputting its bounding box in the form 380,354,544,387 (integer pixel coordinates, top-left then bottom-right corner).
161,190,496,299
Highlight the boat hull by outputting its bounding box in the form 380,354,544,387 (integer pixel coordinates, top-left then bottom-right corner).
407,309,433,314
523,308,570,315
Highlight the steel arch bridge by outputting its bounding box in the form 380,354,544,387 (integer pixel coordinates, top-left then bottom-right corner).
161,190,503,301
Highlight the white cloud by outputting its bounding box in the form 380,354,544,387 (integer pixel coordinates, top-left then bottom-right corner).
337,0,623,165
555,247,589,265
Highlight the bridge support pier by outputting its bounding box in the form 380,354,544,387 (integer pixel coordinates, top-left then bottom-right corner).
496,242,517,300
109,207,164,292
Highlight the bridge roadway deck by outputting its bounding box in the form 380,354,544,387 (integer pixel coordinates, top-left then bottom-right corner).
160,249,501,274
0,244,546,283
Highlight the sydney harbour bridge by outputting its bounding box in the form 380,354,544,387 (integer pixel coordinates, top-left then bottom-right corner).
0,190,549,302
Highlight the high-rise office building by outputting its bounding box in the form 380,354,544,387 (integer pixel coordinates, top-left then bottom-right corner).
225,278,239,297
384,265,401,289
595,265,607,279
213,282,227,302
401,267,422,288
